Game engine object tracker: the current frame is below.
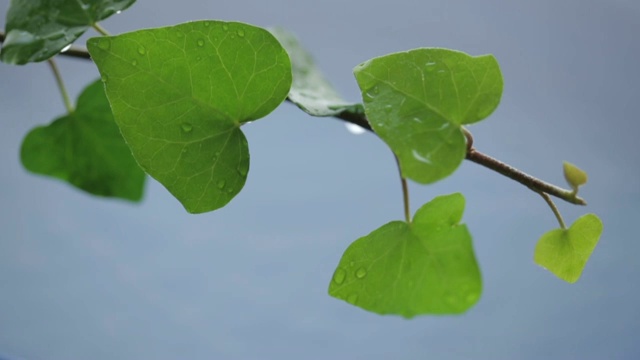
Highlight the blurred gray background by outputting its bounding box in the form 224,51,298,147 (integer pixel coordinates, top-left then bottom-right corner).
1,1,638,359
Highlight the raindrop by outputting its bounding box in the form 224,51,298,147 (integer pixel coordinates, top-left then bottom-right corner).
347,294,358,304
60,44,71,53
237,162,249,176
217,179,226,189
333,268,346,285
197,39,204,47
364,86,379,101
345,123,366,135
412,149,432,165
100,74,108,83
115,10,122,14
355,267,367,279
176,31,184,38
137,46,146,55
222,24,229,31
425,61,437,72
237,29,245,38
181,123,193,132
50,32,65,40
204,22,210,27
131,59,137,66
97,38,110,50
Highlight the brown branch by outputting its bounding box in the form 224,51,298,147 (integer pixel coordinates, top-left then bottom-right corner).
0,30,587,206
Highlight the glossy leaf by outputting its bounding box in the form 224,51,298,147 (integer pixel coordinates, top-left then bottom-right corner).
21,79,145,201
354,48,503,184
269,27,363,117
87,21,292,213
534,214,603,283
1,0,136,65
329,193,481,318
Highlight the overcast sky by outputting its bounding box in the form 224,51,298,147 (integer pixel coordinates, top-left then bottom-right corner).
1,1,639,359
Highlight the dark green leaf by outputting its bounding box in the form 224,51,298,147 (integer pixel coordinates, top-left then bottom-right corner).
21,79,145,201
269,27,363,118
354,48,503,184
1,0,136,64
329,193,481,318
534,214,603,283
87,21,292,213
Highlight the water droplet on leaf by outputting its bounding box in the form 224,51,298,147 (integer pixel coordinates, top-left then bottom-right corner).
217,179,226,189
131,60,137,66
137,46,146,55
347,294,358,304
181,123,193,132
355,267,367,279
333,268,346,285
97,39,110,50
237,162,249,176
237,29,245,37
345,123,366,135
197,39,204,47
222,24,229,31
425,61,437,71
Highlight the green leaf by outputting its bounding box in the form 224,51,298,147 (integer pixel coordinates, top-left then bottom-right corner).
354,48,503,184
534,214,603,283
87,21,292,213
20,79,145,201
329,193,481,318
269,27,363,117
1,0,136,65
563,161,588,191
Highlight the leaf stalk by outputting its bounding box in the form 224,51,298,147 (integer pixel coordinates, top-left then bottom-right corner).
47,59,74,113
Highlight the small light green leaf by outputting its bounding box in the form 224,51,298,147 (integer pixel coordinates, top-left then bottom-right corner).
1,0,136,65
269,27,363,117
534,214,603,283
329,193,481,318
354,48,503,184
563,161,588,191
87,21,292,213
20,79,145,201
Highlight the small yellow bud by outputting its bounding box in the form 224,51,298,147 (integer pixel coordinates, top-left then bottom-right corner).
563,161,588,191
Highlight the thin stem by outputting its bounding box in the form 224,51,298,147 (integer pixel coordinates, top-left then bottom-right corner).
0,30,589,207
537,191,567,229
394,156,411,223
92,23,111,36
47,59,74,113
466,148,586,205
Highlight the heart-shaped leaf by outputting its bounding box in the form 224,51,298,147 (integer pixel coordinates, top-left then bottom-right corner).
534,214,603,283
1,0,136,65
354,48,503,184
329,193,481,318
20,79,145,201
269,27,363,118
87,21,292,213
